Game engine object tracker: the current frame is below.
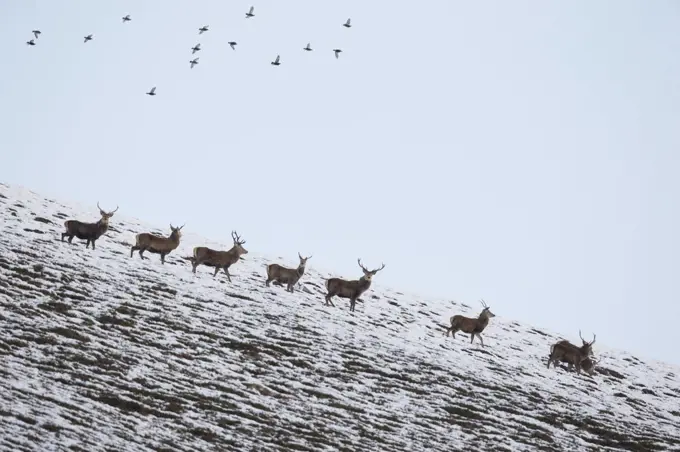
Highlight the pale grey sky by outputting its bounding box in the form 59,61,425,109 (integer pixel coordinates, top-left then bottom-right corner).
2,1,679,365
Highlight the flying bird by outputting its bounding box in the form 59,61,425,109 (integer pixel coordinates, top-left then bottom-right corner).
343,18,351,28
122,15,131,23
333,49,343,59
303,43,312,51
190,58,199,69
198,25,209,34
228,41,237,50
32,30,41,39
191,43,201,54
84,34,93,43
245,6,255,18
271,55,280,66
26,39,35,46
146,87,156,96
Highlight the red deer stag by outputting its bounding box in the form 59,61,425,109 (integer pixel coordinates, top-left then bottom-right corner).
265,252,312,292
552,343,597,376
130,224,184,264
324,259,385,312
445,299,496,347
547,331,596,375
191,231,248,282
61,202,118,250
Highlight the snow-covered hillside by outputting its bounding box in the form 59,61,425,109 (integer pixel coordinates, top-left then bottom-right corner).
1,182,679,452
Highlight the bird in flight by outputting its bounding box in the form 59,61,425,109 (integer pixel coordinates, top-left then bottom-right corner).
84,34,93,43
198,25,209,34
343,18,351,28
32,30,41,39
191,43,201,54
190,58,199,69
271,55,280,66
146,87,156,96
228,41,237,50
303,43,312,51
26,39,36,46
333,49,343,59
122,15,131,23
245,6,255,18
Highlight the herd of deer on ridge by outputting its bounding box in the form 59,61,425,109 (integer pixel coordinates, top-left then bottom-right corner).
57,203,599,377
24,7,352,96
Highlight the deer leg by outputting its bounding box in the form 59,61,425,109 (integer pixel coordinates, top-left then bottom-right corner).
91,240,96,250
130,246,137,257
139,248,147,260
68,235,74,243
61,232,66,242
85,239,91,249
265,278,272,287
477,335,485,347
213,266,220,277
160,253,166,264
325,294,335,307
350,297,356,312
224,267,232,282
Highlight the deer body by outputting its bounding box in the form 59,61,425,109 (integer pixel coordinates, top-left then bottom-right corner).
324,259,385,312
191,231,247,281
266,253,311,292
130,224,183,264
61,203,118,250
445,300,496,347
547,331,596,375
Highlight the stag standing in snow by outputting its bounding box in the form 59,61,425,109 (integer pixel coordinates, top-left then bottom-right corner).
445,299,496,347
61,202,118,250
547,331,596,375
191,231,248,282
324,259,385,312
265,252,312,292
130,224,184,264
551,341,598,376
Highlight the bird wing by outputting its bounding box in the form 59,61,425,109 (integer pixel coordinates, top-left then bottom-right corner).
249,6,254,14
150,87,156,93
346,18,351,25
275,55,280,63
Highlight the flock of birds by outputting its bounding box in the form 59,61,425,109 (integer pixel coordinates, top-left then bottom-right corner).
24,7,353,97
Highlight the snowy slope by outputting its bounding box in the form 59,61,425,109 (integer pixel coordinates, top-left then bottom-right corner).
1,182,679,452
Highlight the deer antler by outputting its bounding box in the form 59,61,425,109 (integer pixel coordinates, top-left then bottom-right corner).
357,258,368,272
110,205,119,214
372,263,386,273
480,299,488,308
232,230,245,244
97,202,104,213
579,329,585,343
298,252,303,260
590,333,596,346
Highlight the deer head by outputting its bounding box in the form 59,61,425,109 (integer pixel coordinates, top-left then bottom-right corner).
298,252,312,267
358,258,385,281
479,299,496,319
170,223,184,238
231,230,248,254
97,202,119,224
